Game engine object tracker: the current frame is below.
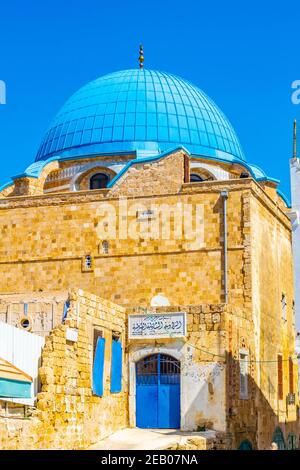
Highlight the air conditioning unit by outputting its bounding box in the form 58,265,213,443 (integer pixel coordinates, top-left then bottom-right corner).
286,393,296,405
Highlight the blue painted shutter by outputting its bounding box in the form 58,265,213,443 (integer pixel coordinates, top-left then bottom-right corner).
92,337,105,396
110,340,122,393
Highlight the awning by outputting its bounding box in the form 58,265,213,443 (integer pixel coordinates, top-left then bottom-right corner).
0,357,33,399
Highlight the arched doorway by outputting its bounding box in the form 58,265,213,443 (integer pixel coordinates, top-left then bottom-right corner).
136,353,180,429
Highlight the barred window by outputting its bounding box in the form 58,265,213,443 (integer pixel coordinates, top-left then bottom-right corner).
278,354,283,400
292,300,295,326
281,294,287,321
239,349,249,399
102,240,109,254
289,357,294,394
85,255,92,269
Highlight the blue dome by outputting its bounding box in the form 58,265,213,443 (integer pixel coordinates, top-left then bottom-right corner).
35,69,245,162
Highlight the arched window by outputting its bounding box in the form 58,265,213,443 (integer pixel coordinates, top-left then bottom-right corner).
102,240,109,254
190,173,204,183
237,440,252,450
90,173,109,190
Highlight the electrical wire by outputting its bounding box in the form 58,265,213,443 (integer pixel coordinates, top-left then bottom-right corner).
189,343,299,363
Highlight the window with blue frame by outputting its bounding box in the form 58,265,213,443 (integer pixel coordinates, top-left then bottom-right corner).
110,337,122,393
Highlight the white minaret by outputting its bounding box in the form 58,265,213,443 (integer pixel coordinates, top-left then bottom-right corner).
290,121,300,359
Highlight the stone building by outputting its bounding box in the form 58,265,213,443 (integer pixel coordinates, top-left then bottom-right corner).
0,64,299,450
289,121,300,406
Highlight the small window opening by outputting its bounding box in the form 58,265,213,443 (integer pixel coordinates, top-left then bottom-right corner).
112,331,121,342
292,300,295,326
93,328,103,361
85,255,92,269
102,240,109,254
190,173,204,183
289,357,294,394
239,350,249,399
281,294,287,321
90,173,109,190
20,317,31,330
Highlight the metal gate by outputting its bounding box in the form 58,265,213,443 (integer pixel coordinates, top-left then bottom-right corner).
136,353,180,429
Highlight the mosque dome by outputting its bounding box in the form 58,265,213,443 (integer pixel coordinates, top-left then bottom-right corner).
35,69,244,162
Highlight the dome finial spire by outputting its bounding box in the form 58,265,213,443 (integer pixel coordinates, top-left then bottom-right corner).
139,44,144,69
293,119,297,160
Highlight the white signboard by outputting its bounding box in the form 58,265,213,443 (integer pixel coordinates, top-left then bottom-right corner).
128,312,186,339
66,327,78,342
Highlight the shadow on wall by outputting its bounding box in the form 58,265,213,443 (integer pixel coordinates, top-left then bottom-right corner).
229,352,299,450
180,352,299,450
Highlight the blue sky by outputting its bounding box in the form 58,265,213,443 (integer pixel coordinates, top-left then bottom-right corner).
0,0,299,199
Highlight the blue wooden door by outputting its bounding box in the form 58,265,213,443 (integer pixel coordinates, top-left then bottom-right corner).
136,354,180,429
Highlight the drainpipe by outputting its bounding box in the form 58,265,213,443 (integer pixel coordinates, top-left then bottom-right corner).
221,191,229,304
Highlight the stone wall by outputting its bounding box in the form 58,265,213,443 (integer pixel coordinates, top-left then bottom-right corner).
0,149,298,450
250,193,298,450
0,293,299,449
0,291,68,335
126,299,299,450
109,150,185,197
167,431,230,450
0,177,250,308
0,289,128,449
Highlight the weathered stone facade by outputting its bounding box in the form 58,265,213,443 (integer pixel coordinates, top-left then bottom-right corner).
0,289,127,449
0,148,298,450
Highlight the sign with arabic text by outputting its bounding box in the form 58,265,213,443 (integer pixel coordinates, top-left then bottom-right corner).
128,312,186,339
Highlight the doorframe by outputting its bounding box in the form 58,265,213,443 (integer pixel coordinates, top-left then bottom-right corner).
129,346,184,429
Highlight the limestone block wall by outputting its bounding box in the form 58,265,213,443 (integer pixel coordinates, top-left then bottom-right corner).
225,308,257,448
0,183,14,198
109,150,185,197
126,298,299,450
0,171,294,336
167,431,230,450
0,179,251,308
0,289,128,449
250,193,298,450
